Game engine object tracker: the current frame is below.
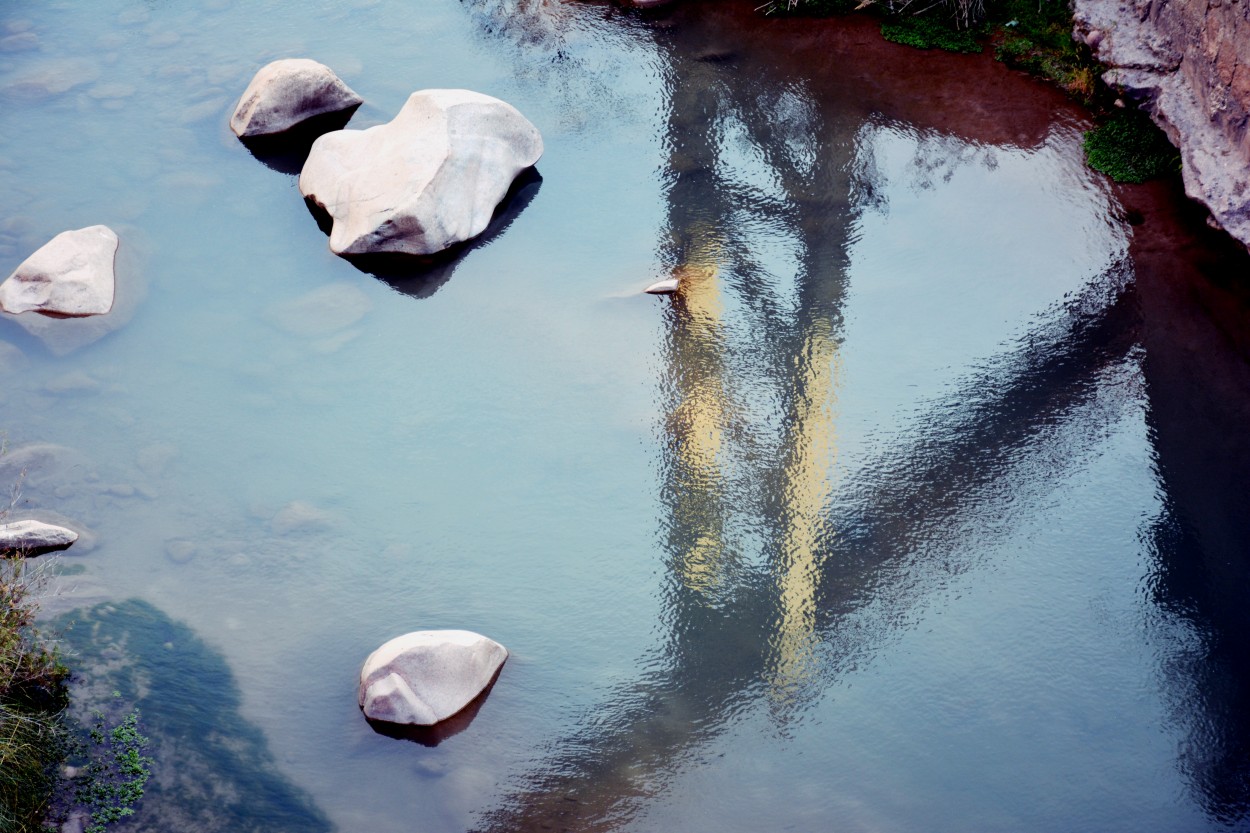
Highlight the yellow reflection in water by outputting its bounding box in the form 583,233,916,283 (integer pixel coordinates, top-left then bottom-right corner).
671,235,728,596
771,316,841,704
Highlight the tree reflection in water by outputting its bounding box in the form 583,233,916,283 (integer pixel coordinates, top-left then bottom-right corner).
463,1,1250,829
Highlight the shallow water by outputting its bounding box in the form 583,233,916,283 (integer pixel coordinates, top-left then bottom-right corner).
4,0,1250,830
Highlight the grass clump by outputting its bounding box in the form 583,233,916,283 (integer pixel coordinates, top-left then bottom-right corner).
991,0,1095,101
0,555,70,833
881,14,983,52
1083,108,1182,183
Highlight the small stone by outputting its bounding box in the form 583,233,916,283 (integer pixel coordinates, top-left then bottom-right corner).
230,58,362,138
164,538,197,564
644,277,679,295
0,32,39,52
0,519,79,555
270,501,334,534
358,630,507,726
0,226,117,316
0,341,27,374
268,282,371,338
42,370,102,394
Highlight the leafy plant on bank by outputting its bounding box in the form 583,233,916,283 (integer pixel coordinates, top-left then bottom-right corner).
1083,107,1182,182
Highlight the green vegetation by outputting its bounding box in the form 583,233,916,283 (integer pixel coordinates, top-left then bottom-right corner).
880,15,982,53
1083,108,1182,183
0,555,69,833
77,703,152,833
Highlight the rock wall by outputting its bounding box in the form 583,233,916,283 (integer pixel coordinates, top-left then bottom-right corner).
1073,0,1250,250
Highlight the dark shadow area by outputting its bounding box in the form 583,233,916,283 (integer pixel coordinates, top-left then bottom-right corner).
53,600,332,833
304,167,543,299
239,106,361,175
364,669,503,748
1122,174,1250,826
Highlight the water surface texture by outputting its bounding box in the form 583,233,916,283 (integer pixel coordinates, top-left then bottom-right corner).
3,0,1250,831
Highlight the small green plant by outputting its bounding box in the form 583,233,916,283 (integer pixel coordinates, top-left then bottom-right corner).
75,701,152,833
1083,109,1182,183
881,14,983,53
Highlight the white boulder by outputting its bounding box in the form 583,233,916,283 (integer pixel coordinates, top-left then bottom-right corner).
0,226,117,316
299,89,543,257
0,519,78,554
230,59,362,138
358,629,507,726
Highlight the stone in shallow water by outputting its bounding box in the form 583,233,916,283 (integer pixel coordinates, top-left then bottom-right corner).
0,225,117,316
299,89,543,257
358,630,508,726
230,58,362,138
0,519,78,554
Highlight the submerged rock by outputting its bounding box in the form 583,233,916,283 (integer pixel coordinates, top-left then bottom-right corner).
0,225,117,316
0,519,78,554
230,59,362,138
358,630,507,726
299,89,543,257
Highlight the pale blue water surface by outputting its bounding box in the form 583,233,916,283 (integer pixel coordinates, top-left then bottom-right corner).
3,0,1250,830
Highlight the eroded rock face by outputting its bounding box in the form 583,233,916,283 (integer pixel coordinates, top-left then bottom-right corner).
0,225,117,316
299,89,543,257
230,59,362,138
1073,0,1250,250
358,630,507,726
0,519,78,555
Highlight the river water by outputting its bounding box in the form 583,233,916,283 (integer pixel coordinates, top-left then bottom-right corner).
3,0,1250,831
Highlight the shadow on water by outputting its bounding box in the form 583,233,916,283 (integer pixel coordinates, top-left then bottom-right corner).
1125,177,1250,825
302,168,543,299
54,600,331,833
365,669,504,748
457,0,1250,830
239,106,361,175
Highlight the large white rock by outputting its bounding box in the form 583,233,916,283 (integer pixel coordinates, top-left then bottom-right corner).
230,59,362,138
299,89,543,257
0,226,117,317
0,519,78,554
358,630,507,726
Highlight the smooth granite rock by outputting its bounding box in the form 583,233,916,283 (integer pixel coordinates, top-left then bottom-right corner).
230,59,362,138
358,630,507,726
300,89,543,257
0,225,116,316
0,519,78,554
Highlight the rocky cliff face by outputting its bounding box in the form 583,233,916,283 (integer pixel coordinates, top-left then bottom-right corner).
1073,0,1249,250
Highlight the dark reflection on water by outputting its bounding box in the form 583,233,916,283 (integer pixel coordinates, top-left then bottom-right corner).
239,106,362,175
55,600,331,833
1129,184,1250,825
463,1,1250,831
